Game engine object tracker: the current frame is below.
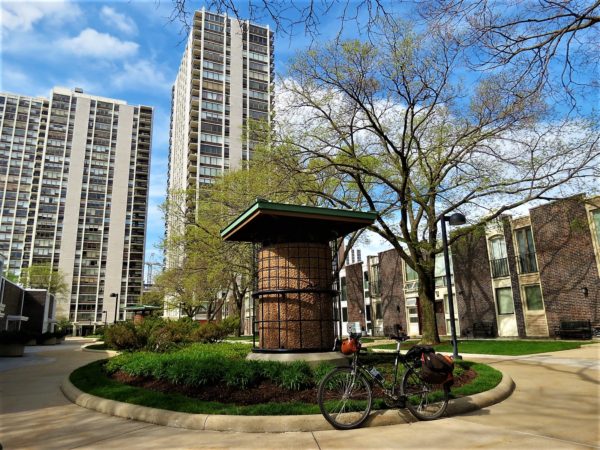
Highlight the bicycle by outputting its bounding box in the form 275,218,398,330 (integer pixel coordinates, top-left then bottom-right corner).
317,332,450,430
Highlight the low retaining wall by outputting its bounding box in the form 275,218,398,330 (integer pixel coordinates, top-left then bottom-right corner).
61,368,515,433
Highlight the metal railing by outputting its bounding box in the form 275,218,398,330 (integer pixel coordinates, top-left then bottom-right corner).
490,257,509,278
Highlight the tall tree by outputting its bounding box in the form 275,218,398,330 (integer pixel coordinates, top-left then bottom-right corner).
276,18,599,344
19,264,69,296
154,257,226,319
163,146,317,334
422,0,600,107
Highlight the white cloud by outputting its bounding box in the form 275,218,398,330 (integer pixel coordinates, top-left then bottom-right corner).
59,28,138,59
100,6,138,35
1,0,82,31
111,60,171,91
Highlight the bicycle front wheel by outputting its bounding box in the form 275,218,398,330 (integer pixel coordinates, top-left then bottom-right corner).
317,367,372,430
401,368,449,420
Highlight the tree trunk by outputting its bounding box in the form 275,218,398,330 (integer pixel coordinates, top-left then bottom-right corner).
418,272,440,345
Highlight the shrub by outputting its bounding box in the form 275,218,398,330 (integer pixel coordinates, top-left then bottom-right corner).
146,319,198,352
192,321,228,343
104,321,143,351
220,315,241,335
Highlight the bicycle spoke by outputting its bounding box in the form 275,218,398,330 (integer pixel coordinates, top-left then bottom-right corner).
402,368,449,421
318,367,372,429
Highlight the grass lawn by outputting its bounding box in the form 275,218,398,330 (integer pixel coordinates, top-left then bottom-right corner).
223,336,254,342
70,356,501,416
369,339,591,355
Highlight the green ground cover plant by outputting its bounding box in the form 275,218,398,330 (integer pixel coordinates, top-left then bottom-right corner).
105,343,322,391
71,343,502,416
369,339,590,355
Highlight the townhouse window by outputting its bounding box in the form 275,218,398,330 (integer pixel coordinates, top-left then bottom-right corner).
495,287,514,314
515,227,538,273
489,236,509,278
523,284,544,311
405,264,418,282
592,209,600,245
370,264,381,297
375,301,382,320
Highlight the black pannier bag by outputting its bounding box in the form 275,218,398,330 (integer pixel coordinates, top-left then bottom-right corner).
405,345,435,361
420,351,454,386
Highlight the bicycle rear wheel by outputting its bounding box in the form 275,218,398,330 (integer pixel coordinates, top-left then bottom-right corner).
401,368,449,420
317,367,372,430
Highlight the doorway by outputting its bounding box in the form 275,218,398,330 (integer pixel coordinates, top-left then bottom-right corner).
405,298,420,336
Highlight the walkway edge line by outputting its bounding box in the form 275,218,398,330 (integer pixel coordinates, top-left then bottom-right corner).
60,371,515,433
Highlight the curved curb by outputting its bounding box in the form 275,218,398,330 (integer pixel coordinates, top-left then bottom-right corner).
61,370,515,433
80,342,120,357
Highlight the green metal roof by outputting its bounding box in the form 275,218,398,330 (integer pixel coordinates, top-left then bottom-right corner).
221,200,377,243
123,305,162,312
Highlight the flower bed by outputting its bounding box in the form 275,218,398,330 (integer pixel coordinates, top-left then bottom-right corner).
70,343,500,415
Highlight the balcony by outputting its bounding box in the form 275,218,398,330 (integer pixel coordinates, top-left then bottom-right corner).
517,252,538,274
490,257,509,278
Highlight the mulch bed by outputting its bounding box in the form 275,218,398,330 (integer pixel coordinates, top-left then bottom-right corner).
110,367,477,406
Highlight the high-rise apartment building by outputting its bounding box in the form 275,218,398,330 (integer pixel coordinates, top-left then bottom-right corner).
166,10,274,260
0,87,152,326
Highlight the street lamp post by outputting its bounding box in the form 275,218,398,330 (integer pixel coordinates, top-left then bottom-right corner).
110,292,119,323
441,212,466,360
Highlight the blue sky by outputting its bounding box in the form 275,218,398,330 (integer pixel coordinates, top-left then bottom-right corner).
1,1,401,266
1,1,191,265
0,0,331,265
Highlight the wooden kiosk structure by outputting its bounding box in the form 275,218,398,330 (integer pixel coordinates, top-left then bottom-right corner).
221,200,376,355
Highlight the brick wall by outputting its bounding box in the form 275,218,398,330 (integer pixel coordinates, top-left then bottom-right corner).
378,249,407,334
452,226,497,335
529,196,600,334
345,263,366,330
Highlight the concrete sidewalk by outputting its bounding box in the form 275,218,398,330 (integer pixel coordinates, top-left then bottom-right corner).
1,339,598,449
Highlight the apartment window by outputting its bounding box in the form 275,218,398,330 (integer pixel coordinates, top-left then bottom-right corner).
340,276,347,302
523,284,544,311
592,209,600,245
375,301,382,320
489,236,509,278
515,227,538,273
495,287,514,315
370,264,380,297
405,264,418,282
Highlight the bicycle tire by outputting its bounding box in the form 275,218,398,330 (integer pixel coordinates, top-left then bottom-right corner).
401,368,449,420
317,367,373,430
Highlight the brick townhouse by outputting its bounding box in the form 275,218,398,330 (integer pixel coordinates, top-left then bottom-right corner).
341,195,600,338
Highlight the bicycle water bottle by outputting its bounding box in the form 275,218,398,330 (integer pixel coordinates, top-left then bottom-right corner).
369,367,384,382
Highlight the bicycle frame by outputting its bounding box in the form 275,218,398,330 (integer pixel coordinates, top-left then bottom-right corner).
346,335,411,402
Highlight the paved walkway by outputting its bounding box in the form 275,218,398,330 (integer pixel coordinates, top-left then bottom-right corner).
1,339,598,449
